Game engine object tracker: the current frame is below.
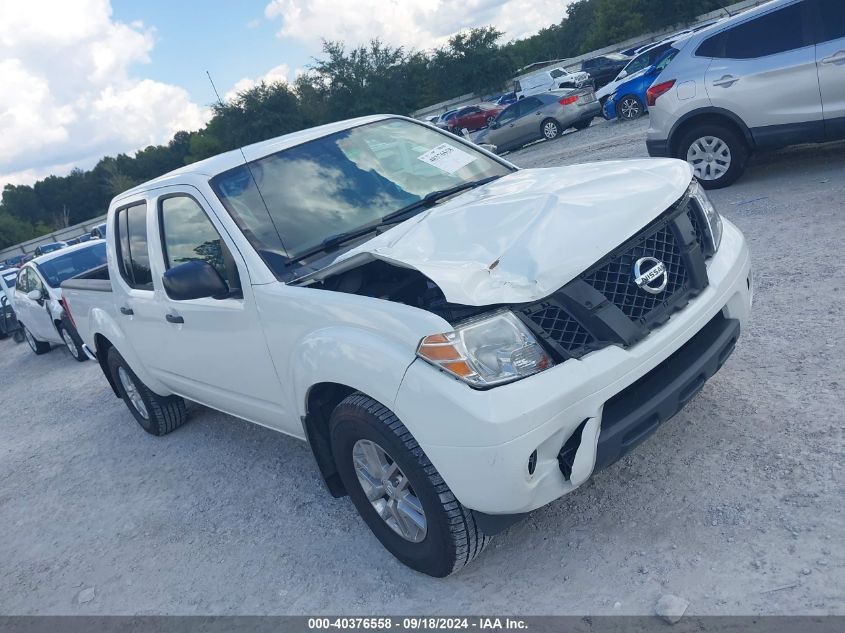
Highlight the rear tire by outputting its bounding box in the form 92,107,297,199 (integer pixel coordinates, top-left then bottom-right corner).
23,326,51,355
617,94,643,120
107,347,187,436
330,393,491,577
541,118,561,140
676,123,748,189
59,319,87,362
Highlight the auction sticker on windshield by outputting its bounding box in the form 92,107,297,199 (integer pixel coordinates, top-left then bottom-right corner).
417,143,476,173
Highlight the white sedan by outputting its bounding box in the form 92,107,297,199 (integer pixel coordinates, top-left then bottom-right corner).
13,240,106,361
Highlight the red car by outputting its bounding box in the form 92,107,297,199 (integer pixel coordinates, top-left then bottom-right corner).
447,103,504,133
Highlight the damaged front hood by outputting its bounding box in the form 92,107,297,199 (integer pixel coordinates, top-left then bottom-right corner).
306,158,693,306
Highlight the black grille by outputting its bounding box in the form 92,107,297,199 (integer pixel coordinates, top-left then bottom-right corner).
581,222,688,325
520,304,595,355
686,203,708,256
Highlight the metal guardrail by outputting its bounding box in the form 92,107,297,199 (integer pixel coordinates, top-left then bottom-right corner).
0,214,107,261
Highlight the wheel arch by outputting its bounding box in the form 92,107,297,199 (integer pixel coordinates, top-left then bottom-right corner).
301,381,359,498
94,334,121,397
668,107,754,157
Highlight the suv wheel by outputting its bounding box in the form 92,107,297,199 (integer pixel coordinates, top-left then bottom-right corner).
677,124,748,189
330,393,491,577
107,347,187,435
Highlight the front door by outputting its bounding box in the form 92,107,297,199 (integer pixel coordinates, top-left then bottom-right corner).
813,0,845,139
151,189,288,428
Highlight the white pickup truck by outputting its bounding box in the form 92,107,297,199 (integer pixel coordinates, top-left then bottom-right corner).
62,115,752,577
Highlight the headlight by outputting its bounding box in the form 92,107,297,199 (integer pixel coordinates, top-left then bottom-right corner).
689,179,722,252
417,310,553,387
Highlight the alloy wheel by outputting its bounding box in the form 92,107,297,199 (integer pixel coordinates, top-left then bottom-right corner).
62,329,77,357
687,135,732,181
118,366,149,420
543,121,559,139
352,439,427,543
620,97,641,119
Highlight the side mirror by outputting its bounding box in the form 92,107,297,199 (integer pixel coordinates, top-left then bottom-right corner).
27,289,43,302
618,69,628,79
162,260,228,301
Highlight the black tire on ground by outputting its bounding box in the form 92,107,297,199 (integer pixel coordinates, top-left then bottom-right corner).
541,118,562,140
617,94,643,120
330,393,491,577
59,319,87,362
23,325,51,355
676,123,749,190
573,117,592,130
107,347,187,436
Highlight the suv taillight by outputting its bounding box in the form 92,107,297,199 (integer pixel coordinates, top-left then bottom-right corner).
559,95,578,106
646,79,676,106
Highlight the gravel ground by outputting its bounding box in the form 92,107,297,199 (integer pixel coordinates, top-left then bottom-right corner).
1,116,843,615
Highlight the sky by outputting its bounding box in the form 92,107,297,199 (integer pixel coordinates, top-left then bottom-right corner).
0,0,571,191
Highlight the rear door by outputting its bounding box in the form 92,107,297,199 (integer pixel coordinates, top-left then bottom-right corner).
702,1,823,146
812,0,845,138
111,200,163,372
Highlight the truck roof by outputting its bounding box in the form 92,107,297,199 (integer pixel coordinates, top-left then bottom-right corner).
115,114,391,202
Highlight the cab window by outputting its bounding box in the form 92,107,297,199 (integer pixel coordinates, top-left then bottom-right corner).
159,195,241,291
115,203,153,290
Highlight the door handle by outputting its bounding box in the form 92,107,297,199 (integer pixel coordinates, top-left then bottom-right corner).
821,50,845,65
713,75,739,87
535,111,541,115
119,306,133,316
165,313,184,324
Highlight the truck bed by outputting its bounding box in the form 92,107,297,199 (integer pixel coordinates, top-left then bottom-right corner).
60,264,115,352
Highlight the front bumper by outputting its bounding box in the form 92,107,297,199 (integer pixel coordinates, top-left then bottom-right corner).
393,220,751,516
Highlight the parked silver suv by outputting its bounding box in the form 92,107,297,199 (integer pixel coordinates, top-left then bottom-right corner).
646,0,845,188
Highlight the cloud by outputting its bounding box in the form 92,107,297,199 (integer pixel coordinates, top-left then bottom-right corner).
263,0,572,52
0,0,209,190
224,63,292,102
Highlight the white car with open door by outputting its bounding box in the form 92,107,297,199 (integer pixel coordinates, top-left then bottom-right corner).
13,241,106,361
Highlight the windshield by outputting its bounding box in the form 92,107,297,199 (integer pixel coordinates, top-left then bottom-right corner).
211,118,512,272
36,242,107,288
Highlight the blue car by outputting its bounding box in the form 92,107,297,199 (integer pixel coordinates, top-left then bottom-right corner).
604,48,678,121
495,91,517,106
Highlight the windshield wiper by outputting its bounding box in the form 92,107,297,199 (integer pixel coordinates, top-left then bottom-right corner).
380,175,503,224
288,175,503,264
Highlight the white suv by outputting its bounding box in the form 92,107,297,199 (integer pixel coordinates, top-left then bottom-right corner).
646,0,845,188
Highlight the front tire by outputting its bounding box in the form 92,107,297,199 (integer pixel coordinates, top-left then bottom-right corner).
59,319,87,362
541,118,561,140
677,123,748,189
23,326,51,355
330,393,491,577
107,347,187,436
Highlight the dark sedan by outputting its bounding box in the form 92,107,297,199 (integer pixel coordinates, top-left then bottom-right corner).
580,53,630,89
